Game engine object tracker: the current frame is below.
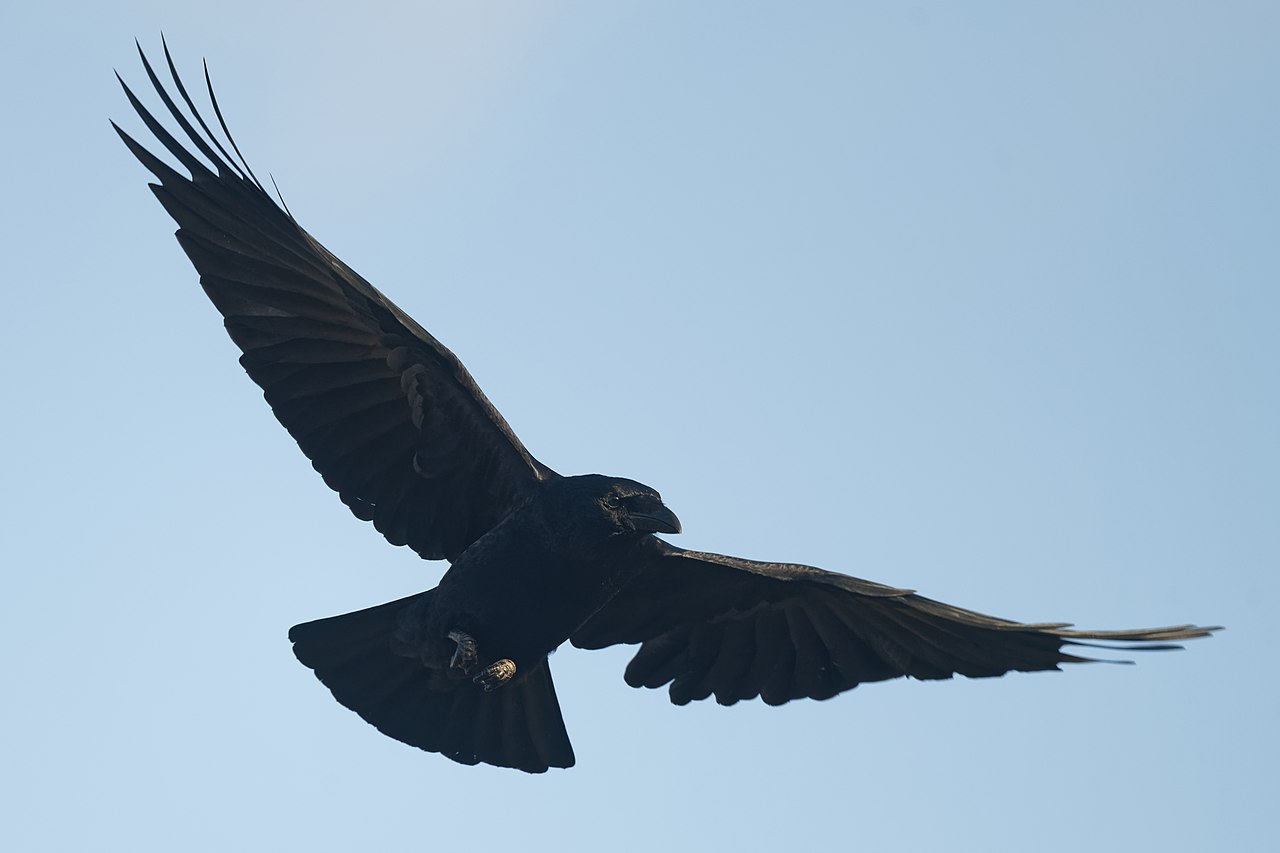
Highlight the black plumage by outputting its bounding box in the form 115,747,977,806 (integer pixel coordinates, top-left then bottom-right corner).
116,41,1218,773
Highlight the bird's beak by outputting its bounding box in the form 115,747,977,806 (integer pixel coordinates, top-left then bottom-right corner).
630,504,682,535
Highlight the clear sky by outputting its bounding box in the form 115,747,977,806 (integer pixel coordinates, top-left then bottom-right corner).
2,2,1276,851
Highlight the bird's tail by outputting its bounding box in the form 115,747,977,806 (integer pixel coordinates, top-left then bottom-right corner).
288,592,575,772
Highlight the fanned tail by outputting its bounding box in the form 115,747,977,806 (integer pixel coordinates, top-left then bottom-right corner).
289,593,575,773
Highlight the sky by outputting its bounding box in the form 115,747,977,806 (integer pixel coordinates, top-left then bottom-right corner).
2,2,1276,851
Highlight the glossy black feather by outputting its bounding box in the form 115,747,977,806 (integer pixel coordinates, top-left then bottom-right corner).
289,596,575,772
573,538,1218,706
114,47,556,562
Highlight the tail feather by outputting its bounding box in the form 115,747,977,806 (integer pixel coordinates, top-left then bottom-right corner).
289,593,575,772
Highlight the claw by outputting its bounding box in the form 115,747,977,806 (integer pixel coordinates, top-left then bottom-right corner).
447,629,477,674
473,658,517,692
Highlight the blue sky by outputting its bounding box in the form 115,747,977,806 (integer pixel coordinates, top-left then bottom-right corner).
2,2,1276,851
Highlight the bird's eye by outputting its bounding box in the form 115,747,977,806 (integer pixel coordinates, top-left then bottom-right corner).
605,494,623,508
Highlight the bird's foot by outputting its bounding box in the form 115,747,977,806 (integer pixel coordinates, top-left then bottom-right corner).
447,629,477,674
473,658,517,692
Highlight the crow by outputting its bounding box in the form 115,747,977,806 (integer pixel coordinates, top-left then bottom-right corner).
115,41,1218,773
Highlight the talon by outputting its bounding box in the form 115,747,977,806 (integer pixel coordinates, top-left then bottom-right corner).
473,658,516,692
447,629,477,674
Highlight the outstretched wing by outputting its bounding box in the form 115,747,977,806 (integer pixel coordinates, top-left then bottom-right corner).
573,537,1218,706
114,41,557,561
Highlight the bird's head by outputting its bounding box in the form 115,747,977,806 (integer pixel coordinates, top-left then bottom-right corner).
554,474,682,539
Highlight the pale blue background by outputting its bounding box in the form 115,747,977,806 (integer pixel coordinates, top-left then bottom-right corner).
2,2,1275,851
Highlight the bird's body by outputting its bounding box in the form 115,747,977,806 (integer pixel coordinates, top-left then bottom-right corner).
289,475,679,770
116,41,1218,773
415,476,671,674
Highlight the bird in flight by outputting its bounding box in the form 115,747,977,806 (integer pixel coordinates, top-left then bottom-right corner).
115,41,1218,773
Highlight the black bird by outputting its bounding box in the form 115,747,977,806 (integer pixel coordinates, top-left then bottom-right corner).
115,42,1218,773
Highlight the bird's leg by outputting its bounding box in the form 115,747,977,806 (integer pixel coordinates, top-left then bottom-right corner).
473,658,517,692
447,629,477,674
446,628,515,690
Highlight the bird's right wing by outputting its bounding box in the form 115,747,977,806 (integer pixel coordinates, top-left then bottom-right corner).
114,41,557,561
572,537,1218,706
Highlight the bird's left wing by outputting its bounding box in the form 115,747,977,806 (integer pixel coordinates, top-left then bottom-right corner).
114,42,558,561
572,537,1218,706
